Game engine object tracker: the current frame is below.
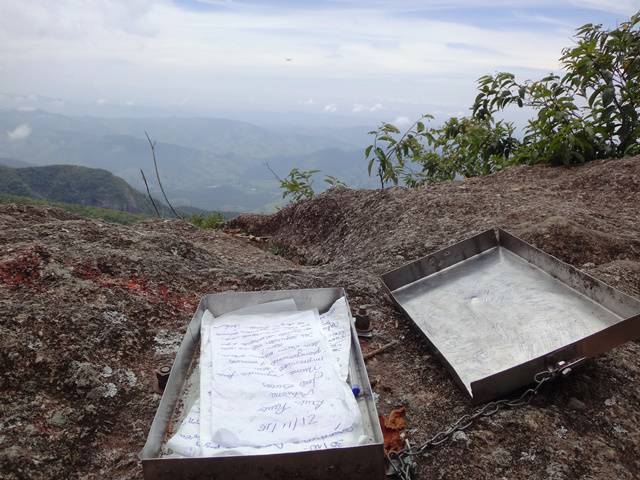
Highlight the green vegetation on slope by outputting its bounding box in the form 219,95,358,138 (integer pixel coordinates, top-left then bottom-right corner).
188,212,225,229
0,193,146,224
0,193,235,228
0,164,164,215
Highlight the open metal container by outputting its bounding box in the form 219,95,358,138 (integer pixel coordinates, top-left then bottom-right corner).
382,228,640,404
141,288,385,480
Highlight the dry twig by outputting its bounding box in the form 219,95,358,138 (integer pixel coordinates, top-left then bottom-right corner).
364,340,400,360
139,168,161,217
145,131,182,219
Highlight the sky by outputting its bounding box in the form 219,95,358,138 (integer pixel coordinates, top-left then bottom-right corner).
0,0,638,126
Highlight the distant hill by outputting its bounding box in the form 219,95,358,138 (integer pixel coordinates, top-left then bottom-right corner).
0,157,32,168
0,164,163,215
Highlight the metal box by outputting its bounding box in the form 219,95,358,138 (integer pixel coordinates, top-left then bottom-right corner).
141,288,385,480
382,228,640,404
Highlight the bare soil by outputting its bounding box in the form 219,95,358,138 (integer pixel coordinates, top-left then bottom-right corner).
2,156,640,479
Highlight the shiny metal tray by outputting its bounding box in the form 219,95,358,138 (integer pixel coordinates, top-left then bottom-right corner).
382,228,640,403
141,288,384,480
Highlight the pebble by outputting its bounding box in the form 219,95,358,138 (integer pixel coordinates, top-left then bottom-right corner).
125,369,138,387
103,383,118,398
48,411,68,427
452,430,470,445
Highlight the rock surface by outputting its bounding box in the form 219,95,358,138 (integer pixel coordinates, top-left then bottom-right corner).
2,156,640,479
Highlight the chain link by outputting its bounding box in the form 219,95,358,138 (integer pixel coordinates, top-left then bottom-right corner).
386,364,569,480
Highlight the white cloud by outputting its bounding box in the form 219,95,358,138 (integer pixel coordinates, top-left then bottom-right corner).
329,0,637,13
323,103,338,113
393,116,412,127
96,98,109,105
302,98,315,105
569,0,639,15
7,123,32,140
0,1,631,116
353,103,384,113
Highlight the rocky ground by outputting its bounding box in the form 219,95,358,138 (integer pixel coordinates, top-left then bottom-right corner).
1,156,639,479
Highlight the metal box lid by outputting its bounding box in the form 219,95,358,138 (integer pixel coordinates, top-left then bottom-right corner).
141,288,385,480
381,228,640,403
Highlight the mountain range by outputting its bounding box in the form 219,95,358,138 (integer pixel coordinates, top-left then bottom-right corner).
0,109,375,212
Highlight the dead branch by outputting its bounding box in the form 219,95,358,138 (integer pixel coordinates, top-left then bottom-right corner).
145,130,182,219
265,162,283,182
140,168,161,218
364,340,399,361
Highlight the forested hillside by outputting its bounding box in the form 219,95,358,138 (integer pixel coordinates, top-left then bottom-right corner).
0,164,159,214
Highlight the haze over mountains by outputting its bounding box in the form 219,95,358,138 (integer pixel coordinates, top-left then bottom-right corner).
0,108,376,212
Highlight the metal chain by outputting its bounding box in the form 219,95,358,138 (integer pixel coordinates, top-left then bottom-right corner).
386,361,577,480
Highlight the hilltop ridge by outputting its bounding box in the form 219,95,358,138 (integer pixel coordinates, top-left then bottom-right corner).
231,156,640,276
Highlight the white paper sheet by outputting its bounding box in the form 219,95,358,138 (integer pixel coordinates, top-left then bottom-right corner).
319,296,352,380
166,297,362,458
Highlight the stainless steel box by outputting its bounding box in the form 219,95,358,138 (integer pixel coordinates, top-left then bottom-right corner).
141,288,385,480
382,228,640,404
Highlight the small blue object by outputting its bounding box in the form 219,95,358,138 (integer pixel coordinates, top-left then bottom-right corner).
351,385,361,398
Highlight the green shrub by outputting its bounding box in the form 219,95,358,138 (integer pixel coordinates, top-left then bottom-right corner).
188,212,225,229
365,11,640,187
277,168,319,202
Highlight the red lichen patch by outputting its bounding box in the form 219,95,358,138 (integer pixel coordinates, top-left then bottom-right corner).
111,276,198,312
0,245,50,288
71,264,198,313
70,258,118,280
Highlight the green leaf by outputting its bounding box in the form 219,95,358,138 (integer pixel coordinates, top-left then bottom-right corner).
602,87,615,107
364,144,373,158
518,86,526,99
